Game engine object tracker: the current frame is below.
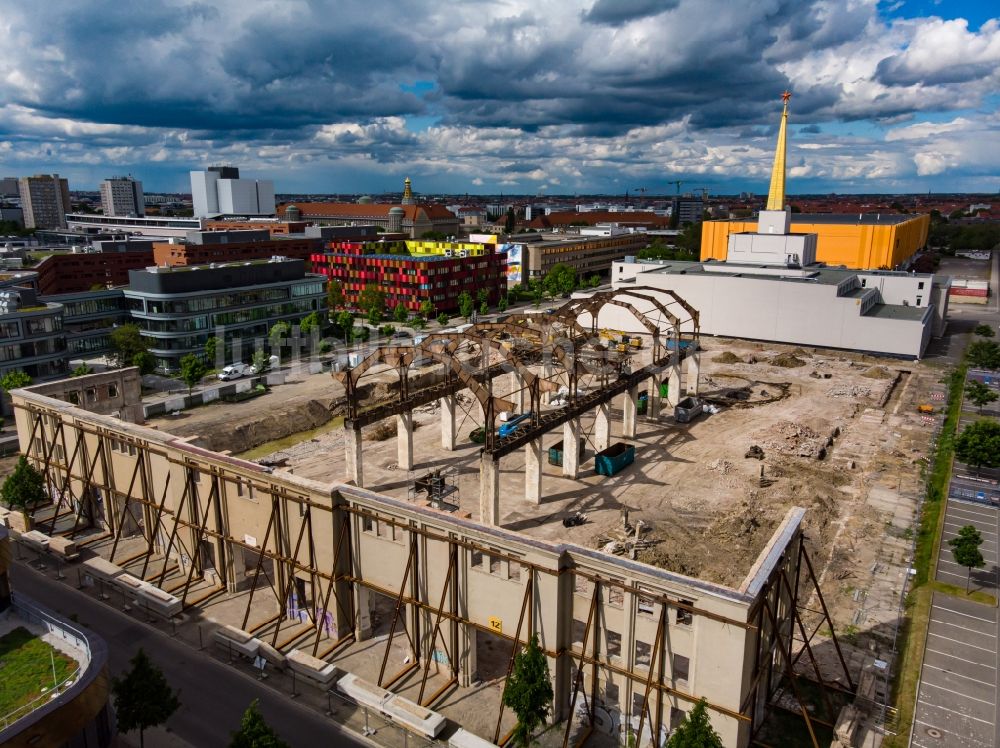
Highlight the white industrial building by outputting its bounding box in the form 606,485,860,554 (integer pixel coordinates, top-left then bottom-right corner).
99,176,144,217
190,166,275,217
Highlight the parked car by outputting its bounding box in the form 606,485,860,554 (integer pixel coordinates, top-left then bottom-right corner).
391,330,412,340
217,363,255,381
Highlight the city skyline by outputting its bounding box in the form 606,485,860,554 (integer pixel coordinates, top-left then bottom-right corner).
0,0,997,195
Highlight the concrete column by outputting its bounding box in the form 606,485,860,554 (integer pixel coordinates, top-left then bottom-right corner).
508,371,526,412
344,425,364,487
686,352,701,395
667,364,682,407
562,418,581,479
479,452,500,526
525,438,543,504
542,362,554,404
648,382,661,420
622,385,638,439
354,584,372,640
397,412,414,471
440,395,456,451
594,402,611,453
461,626,478,686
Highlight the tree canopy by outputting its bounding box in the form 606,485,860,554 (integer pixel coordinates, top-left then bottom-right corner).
967,340,1000,370
666,699,724,748
954,419,1000,472
110,323,154,373
966,380,999,413
542,263,577,298
948,524,986,592
112,649,180,748
457,291,475,320
0,369,32,393
502,634,553,747
229,700,289,748
1,456,47,510
326,279,345,311
975,324,996,338
178,354,208,395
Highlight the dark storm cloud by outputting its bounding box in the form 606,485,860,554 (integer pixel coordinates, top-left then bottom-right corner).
582,0,678,26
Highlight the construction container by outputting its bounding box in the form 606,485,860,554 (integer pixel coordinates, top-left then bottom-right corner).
637,391,649,415
548,438,586,467
674,396,703,424
595,442,635,476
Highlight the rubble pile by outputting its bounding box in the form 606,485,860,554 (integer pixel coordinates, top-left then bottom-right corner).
750,420,830,458
827,385,873,399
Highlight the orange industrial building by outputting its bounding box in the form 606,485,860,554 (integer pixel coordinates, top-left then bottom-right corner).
701,212,930,270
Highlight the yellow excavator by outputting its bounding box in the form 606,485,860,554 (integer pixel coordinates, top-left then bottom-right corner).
599,329,643,352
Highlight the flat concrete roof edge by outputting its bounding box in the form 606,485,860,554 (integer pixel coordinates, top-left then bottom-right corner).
739,507,806,597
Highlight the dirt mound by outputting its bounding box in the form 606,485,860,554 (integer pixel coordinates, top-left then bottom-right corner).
789,347,811,357
750,420,829,458
713,351,742,364
861,366,894,380
769,353,807,368
216,399,333,454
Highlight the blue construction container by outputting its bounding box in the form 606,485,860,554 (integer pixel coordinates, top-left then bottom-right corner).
595,442,635,476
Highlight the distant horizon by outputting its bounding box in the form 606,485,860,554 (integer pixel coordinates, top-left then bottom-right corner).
0,1,996,196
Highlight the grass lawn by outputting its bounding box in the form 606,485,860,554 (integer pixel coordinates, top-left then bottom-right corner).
0,627,76,718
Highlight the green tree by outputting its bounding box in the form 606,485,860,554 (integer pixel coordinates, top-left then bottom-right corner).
110,324,152,371
418,300,435,320
358,285,386,321
70,363,93,377
968,340,1000,370
252,349,270,374
394,302,409,324
298,311,322,339
268,321,291,352
666,698,723,748
479,301,489,316
204,336,222,366
112,648,180,748
502,634,553,747
229,700,289,748
954,419,1000,473
326,279,346,311
966,380,999,413
586,274,601,288
457,291,475,320
543,263,577,298
477,288,489,309
948,525,986,593
412,315,426,330
178,354,208,396
498,296,509,313
132,351,156,375
436,312,450,327
975,324,996,338
420,230,448,241
334,310,355,343
1,456,47,510
1,369,32,394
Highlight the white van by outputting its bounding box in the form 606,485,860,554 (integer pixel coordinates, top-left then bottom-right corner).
217,363,255,381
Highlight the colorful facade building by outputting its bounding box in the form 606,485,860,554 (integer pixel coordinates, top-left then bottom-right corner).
311,240,507,313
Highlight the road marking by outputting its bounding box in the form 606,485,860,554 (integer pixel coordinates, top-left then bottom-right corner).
944,522,998,538
927,631,996,653
921,680,996,706
914,717,995,743
923,662,998,688
932,606,999,625
917,710,996,732
927,648,998,670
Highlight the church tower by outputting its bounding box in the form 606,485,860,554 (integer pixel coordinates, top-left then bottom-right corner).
401,177,415,206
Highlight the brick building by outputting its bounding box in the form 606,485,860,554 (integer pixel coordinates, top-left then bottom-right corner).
311,240,507,313
152,230,324,267
35,250,155,295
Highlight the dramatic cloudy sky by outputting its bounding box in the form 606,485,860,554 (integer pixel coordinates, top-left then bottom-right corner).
0,0,998,195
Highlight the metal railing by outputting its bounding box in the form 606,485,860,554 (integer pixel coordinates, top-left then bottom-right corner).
0,591,90,732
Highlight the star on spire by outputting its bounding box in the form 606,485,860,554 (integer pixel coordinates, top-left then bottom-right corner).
781,90,792,103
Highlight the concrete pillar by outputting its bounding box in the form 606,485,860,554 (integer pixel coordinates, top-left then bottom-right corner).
594,402,611,453
622,385,638,439
667,365,682,408
686,352,701,395
525,438,543,504
508,371,526,412
344,425,364,487
355,584,372,640
479,452,500,526
542,362,554,404
440,395,456,451
562,418,581,479
648,382,661,420
397,412,414,471
460,626,478,686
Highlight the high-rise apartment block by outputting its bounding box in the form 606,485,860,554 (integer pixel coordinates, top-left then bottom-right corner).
190,166,275,217
0,177,18,197
18,174,71,229
99,176,145,217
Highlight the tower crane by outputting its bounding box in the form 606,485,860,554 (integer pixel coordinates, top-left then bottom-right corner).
667,180,684,196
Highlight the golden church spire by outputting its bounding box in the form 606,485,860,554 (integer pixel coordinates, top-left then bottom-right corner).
402,176,415,205
765,91,791,211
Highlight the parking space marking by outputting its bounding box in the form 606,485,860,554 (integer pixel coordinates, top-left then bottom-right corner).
928,648,998,669
944,521,998,538
934,607,999,625
931,617,999,637
924,663,997,687
921,680,996,707
918,706,996,727
928,631,996,654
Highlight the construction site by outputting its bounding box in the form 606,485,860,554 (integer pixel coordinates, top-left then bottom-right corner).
4,286,944,748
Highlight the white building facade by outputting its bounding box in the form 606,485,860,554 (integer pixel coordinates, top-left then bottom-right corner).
190,167,275,217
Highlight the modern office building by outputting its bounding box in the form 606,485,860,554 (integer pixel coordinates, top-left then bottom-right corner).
508,231,651,281
190,166,275,217
151,229,323,268
123,257,326,372
0,176,19,196
311,239,507,313
0,271,68,381
99,176,145,217
671,196,705,225
526,210,670,231
53,288,130,359
66,213,204,238
18,174,71,229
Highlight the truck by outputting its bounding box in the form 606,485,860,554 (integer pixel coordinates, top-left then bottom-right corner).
674,396,703,424
595,442,635,476
217,363,255,381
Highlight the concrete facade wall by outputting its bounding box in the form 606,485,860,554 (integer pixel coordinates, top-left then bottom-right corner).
10,388,808,747
22,367,144,423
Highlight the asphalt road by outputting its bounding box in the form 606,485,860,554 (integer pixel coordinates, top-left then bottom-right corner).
10,562,367,747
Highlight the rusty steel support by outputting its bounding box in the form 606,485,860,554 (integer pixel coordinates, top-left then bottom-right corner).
417,542,458,705
562,583,600,748
494,573,535,745
241,496,280,631
311,520,351,657
271,507,313,647
761,593,819,748
44,423,79,534
108,457,144,562
635,603,668,748
179,476,221,605
801,543,856,692
778,565,835,720
155,472,193,589
138,472,173,580
377,533,416,687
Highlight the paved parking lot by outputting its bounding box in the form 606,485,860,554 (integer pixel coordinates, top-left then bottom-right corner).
912,593,998,747
937,500,1000,593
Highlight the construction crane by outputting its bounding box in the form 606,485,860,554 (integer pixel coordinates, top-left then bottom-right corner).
694,187,709,199
635,187,647,196
667,180,684,196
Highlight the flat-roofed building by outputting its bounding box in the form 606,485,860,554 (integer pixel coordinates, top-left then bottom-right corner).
18,174,71,229
99,176,144,217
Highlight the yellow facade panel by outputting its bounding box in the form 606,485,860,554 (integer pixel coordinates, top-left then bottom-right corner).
700,214,929,269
